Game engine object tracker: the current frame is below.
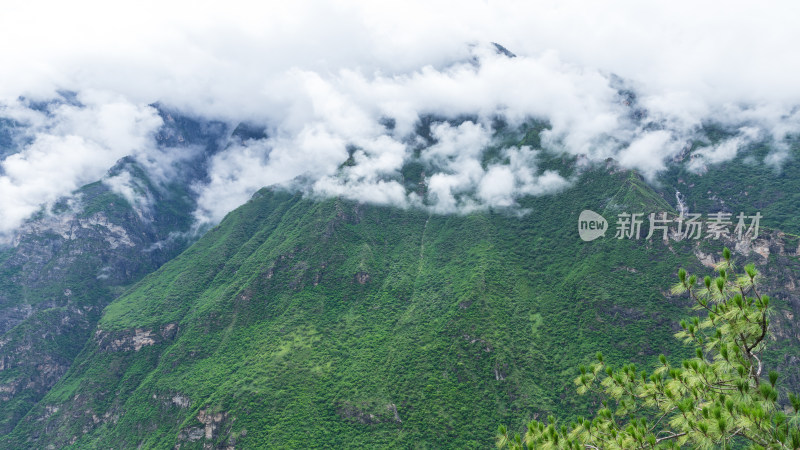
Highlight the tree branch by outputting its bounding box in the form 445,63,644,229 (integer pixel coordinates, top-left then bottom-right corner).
655,431,687,443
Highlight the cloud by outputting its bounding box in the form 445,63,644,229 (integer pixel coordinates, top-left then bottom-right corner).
616,131,680,179
687,127,761,174
6,1,800,122
0,92,162,238
1,0,799,232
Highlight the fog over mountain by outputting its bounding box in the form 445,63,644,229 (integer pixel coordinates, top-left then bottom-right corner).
1,0,798,237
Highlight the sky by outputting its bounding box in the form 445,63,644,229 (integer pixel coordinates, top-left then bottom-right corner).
0,0,798,237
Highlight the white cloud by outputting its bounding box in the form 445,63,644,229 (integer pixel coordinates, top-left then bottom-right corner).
193,123,350,225
0,0,799,231
0,93,161,238
688,127,762,173
478,166,515,207
617,131,680,180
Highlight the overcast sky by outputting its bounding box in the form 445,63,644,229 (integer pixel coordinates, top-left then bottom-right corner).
1,0,798,236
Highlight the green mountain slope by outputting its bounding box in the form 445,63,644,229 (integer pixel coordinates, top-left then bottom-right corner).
12,167,778,448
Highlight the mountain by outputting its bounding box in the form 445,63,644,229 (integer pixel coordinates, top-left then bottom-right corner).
0,108,231,433
0,107,798,448
5,159,798,448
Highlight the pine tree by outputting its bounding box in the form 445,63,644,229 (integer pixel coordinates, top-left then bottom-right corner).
497,248,800,449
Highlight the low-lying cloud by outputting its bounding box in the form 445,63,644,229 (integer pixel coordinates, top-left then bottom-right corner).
0,92,162,236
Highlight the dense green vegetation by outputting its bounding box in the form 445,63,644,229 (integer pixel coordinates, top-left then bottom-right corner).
8,167,725,448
